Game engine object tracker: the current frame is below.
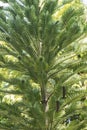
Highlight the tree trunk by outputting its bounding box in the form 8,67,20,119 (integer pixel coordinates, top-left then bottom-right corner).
41,83,49,130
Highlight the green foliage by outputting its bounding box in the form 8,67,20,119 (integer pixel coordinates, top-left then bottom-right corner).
0,0,87,129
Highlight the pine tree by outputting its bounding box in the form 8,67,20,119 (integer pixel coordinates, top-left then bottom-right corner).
0,0,87,130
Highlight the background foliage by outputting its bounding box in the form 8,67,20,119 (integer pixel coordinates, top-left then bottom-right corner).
0,0,87,129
